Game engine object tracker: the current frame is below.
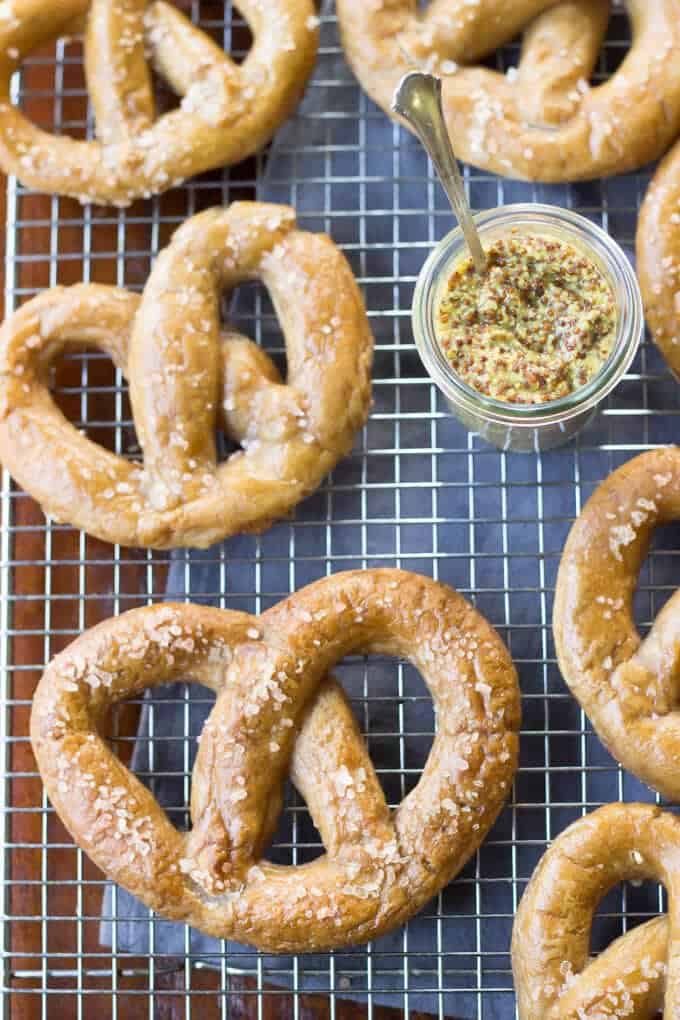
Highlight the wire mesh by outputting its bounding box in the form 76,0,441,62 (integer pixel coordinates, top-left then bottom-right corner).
1,3,678,1018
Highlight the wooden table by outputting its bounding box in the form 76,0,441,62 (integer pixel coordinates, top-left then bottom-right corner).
1,20,454,1020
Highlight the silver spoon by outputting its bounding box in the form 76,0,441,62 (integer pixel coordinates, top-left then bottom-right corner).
392,70,486,274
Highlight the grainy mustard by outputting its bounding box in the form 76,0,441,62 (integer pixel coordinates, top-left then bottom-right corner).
435,233,617,404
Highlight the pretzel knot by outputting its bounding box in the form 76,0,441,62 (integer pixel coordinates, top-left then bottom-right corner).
554,447,680,800
637,138,680,379
30,569,520,952
512,802,680,1019
0,202,373,549
0,0,318,206
338,0,680,182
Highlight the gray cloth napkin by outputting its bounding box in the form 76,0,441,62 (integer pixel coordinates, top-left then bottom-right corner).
100,5,661,1016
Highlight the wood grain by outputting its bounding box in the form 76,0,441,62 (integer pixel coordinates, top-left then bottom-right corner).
6,32,179,1019
2,19,455,1020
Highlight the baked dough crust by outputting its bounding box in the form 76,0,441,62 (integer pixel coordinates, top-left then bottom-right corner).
513,802,677,1019
337,0,680,182
554,447,680,799
638,138,680,378
31,569,520,953
0,202,373,549
0,0,318,205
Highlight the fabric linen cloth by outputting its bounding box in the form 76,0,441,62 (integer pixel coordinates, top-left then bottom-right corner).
100,6,656,1016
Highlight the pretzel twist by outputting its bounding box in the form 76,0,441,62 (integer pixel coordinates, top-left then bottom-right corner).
0,202,373,549
0,0,318,206
337,0,680,182
637,138,680,378
554,447,680,799
512,803,680,1020
30,569,520,952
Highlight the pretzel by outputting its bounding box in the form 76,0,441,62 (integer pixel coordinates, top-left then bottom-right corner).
554,446,680,799
0,0,318,206
337,0,680,182
30,568,520,952
512,802,680,1019
637,138,680,378
0,202,373,549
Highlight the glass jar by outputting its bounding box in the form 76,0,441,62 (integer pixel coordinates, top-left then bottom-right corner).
412,204,643,452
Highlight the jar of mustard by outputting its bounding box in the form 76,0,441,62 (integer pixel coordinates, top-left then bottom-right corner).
412,204,643,452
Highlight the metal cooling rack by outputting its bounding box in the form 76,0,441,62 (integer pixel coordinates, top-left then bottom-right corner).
1,3,679,1018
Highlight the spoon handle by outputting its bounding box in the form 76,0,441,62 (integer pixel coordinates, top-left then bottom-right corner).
392,71,486,275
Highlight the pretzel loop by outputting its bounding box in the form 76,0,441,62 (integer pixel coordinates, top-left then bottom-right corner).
554,448,680,799
515,2,610,127
0,0,318,205
186,568,512,886
338,0,680,181
185,673,396,894
84,0,155,146
0,202,373,549
127,204,301,511
31,570,520,952
513,803,680,1019
637,137,680,378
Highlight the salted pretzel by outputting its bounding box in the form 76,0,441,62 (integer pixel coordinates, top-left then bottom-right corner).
337,0,680,182
0,202,373,549
554,447,680,800
0,0,318,206
513,802,680,1019
31,569,520,952
637,138,680,378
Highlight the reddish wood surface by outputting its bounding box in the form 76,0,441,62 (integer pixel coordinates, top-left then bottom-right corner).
3,23,453,1020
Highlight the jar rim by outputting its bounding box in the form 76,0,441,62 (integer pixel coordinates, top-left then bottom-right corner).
412,203,643,427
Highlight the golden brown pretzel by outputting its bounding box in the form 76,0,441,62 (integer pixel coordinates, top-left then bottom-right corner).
30,569,521,953
554,447,680,799
0,0,318,206
512,803,680,1020
637,138,680,378
0,202,373,549
337,0,680,182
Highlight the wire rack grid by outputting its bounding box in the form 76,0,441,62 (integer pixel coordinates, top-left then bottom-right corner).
1,3,679,1018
